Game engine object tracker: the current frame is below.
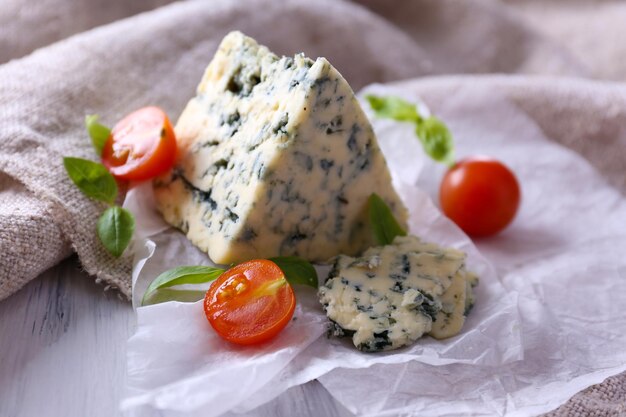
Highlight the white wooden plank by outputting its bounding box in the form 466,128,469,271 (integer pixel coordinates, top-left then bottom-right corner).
0,257,133,417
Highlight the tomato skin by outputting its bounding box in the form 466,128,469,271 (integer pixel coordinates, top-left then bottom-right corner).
204,260,296,345
439,157,521,237
102,106,177,181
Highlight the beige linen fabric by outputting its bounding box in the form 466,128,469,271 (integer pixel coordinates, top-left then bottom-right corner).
0,0,625,414
0,0,437,300
0,0,174,63
505,0,626,82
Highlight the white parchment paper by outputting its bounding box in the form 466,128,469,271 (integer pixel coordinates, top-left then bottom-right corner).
121,84,626,417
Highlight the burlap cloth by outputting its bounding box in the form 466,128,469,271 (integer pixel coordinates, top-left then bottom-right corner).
1,0,624,415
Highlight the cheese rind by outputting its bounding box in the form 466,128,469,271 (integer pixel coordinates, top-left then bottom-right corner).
154,31,407,264
319,235,478,352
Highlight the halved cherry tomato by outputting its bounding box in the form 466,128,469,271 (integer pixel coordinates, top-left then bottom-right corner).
440,156,521,237
204,259,296,345
102,106,177,181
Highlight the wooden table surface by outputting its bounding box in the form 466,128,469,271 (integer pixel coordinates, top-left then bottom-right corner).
0,257,353,417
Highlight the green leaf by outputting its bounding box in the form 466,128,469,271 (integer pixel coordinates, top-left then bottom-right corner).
142,289,207,306
270,256,318,288
63,157,118,204
85,114,111,157
367,95,456,167
97,206,135,257
368,193,407,246
416,116,455,166
141,265,225,306
366,95,421,123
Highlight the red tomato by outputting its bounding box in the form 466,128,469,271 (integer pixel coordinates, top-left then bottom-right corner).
204,260,296,345
440,156,521,237
102,106,177,181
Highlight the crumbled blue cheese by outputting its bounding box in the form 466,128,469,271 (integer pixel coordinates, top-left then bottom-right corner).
429,270,478,339
319,235,478,352
154,31,407,264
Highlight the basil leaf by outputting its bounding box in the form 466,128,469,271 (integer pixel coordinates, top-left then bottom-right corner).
142,289,207,306
416,116,455,165
366,95,421,123
367,95,455,167
85,114,111,157
270,256,318,288
142,265,225,306
368,193,407,246
63,157,118,204
97,206,135,257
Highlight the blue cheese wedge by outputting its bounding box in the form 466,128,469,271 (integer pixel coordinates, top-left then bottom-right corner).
154,31,407,264
319,235,478,352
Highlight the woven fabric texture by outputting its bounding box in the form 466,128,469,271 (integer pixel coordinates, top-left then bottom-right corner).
0,0,625,414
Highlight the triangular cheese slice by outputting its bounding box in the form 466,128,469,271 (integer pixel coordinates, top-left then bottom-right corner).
154,31,407,264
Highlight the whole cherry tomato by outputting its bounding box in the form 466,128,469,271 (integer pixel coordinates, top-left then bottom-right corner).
204,260,296,345
440,156,521,237
102,106,176,181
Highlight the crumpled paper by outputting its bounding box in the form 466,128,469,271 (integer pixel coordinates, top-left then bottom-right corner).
121,85,626,417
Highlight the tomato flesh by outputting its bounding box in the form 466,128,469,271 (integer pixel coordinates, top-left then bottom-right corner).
204,260,296,345
440,156,521,237
102,106,177,181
